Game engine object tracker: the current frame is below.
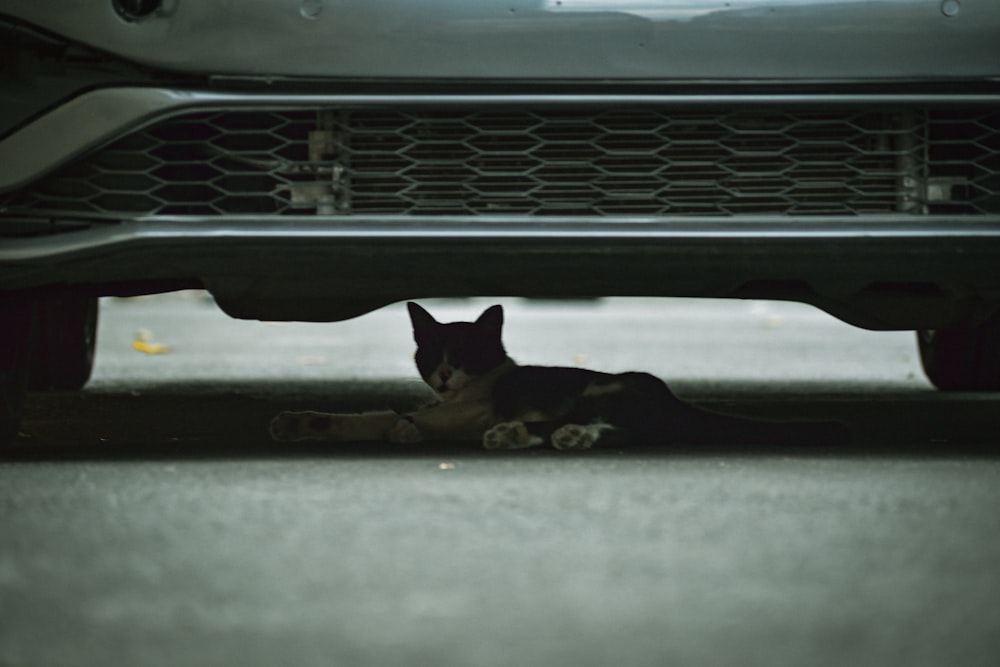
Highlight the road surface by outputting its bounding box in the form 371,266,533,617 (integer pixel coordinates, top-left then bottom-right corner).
2,295,999,666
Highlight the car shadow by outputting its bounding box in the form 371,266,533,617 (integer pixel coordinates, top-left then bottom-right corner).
4,378,999,462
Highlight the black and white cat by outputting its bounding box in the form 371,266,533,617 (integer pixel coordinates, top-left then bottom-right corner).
269,302,850,449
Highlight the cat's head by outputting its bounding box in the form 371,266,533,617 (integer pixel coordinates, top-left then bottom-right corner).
407,302,508,400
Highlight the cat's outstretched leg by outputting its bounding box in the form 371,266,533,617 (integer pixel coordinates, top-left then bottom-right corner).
270,411,328,441
483,421,544,449
270,410,419,443
385,417,423,443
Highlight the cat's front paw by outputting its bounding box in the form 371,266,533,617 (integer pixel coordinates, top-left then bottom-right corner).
551,423,603,450
387,417,423,444
270,411,335,442
483,422,544,450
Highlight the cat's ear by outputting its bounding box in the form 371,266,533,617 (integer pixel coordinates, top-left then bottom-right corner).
407,302,439,344
474,304,504,334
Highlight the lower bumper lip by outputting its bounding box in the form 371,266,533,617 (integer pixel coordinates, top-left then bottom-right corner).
2,215,1000,329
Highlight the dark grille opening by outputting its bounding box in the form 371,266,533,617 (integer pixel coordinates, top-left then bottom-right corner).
3,106,998,218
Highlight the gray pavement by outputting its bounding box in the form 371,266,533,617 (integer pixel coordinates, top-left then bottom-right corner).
3,295,1000,666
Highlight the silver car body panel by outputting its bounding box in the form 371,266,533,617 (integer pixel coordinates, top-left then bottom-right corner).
2,0,999,81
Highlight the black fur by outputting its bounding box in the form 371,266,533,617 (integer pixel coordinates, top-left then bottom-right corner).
409,302,850,448
269,303,851,448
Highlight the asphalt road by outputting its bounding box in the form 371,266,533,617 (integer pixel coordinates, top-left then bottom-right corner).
3,294,1000,666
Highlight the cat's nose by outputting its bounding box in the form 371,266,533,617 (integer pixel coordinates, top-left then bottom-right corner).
438,368,452,383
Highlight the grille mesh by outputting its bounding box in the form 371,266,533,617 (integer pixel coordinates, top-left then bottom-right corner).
4,107,999,218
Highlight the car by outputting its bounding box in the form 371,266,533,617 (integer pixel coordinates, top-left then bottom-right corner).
2,0,999,443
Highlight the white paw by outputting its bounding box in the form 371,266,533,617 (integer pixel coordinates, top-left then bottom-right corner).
387,418,423,444
483,422,544,450
551,423,610,451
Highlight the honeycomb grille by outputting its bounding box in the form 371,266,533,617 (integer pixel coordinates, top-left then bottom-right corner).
4,106,999,218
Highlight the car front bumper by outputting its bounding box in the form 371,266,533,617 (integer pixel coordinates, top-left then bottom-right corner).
3,0,1000,420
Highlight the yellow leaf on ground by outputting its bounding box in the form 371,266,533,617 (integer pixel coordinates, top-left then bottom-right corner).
132,329,172,354
132,340,172,354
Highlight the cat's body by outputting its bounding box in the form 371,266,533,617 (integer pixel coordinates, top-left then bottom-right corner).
269,302,850,449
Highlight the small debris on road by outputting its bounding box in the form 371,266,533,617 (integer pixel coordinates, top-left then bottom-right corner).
132,328,172,355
